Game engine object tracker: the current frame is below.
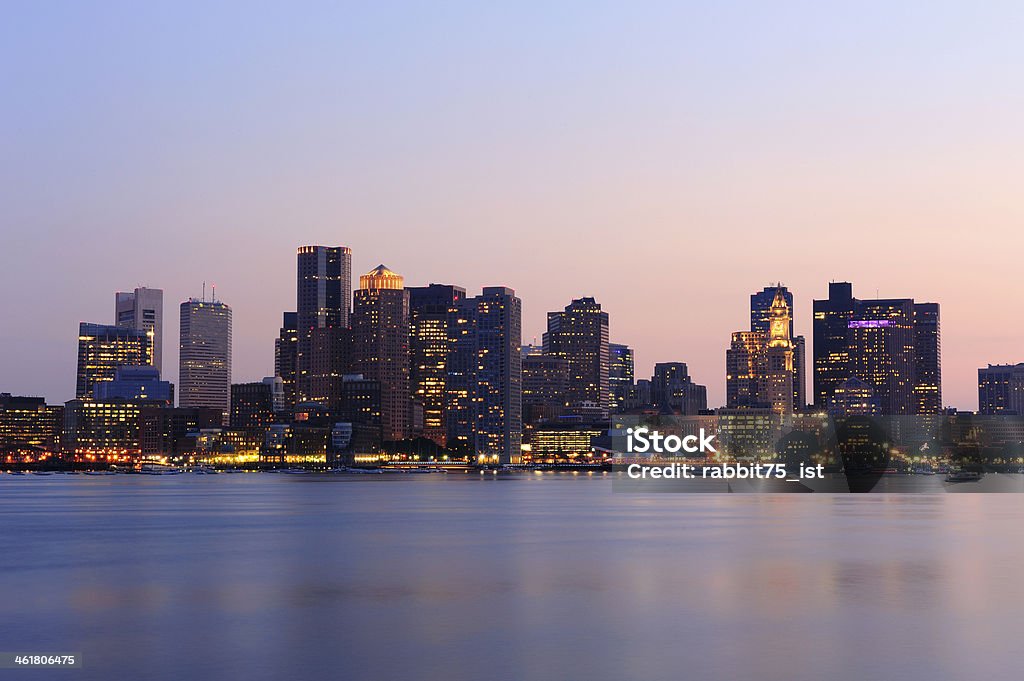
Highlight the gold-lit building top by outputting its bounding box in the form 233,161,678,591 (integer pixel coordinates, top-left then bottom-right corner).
359,264,404,290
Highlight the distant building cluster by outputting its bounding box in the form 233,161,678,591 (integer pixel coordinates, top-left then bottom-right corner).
1,250,1019,468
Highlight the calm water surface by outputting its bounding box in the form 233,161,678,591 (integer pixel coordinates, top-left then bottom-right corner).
1,473,1022,681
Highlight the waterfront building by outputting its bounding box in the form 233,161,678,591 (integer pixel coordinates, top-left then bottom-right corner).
230,380,280,431
652,362,707,415
446,287,522,463
0,394,63,454
408,284,466,445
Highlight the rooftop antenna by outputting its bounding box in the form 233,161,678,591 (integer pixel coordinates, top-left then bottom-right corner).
212,283,216,302
202,281,206,302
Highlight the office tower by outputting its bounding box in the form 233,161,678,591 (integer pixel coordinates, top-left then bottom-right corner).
408,284,466,445
651,362,707,415
296,246,352,401
813,282,856,409
446,287,522,463
609,343,634,412
231,381,279,430
543,297,609,416
275,312,299,410
305,326,352,413
765,288,795,416
179,298,232,422
93,366,173,405
913,303,942,414
726,331,768,408
522,353,569,424
751,285,805,408
63,399,143,460
0,394,63,453
812,283,940,415
76,323,152,399
847,299,916,416
139,406,222,458
978,364,1024,415
351,265,410,442
115,287,164,373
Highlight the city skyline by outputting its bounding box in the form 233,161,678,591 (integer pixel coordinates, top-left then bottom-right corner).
0,242,1006,411
5,4,1024,409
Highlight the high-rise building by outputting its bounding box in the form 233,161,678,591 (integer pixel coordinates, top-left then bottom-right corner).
813,282,856,409
812,283,940,415
652,362,707,415
522,353,569,424
726,331,767,409
765,288,795,416
751,285,805,409
543,297,609,416
305,326,352,413
609,343,634,412
408,284,466,445
76,323,152,399
913,303,942,415
978,363,1024,415
115,287,164,373
848,298,915,416
351,265,410,442
275,312,299,410
296,246,352,401
446,287,522,462
179,298,232,422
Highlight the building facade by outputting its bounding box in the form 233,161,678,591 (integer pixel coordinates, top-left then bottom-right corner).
76,323,152,399
179,298,232,422
115,287,164,373
408,284,465,445
978,363,1024,415
296,246,352,402
543,297,610,416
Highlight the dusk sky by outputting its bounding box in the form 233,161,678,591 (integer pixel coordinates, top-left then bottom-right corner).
2,2,1023,408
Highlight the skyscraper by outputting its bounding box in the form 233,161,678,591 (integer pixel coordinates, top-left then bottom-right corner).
179,298,232,422
543,297,609,416
913,303,942,415
978,364,1024,415
296,246,352,401
351,265,410,442
446,287,522,463
812,282,856,409
115,287,163,373
76,323,152,398
751,285,805,409
765,288,795,416
812,283,941,415
274,312,299,410
408,284,466,445
609,343,634,412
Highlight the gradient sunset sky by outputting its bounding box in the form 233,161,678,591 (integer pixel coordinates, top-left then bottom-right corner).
2,2,1023,408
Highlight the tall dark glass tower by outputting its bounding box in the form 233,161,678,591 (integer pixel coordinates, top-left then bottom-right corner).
274,312,299,410
446,287,522,463
543,297,609,416
408,284,465,445
296,245,352,402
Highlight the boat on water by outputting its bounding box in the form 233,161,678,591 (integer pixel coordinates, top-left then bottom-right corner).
84,470,117,476
346,468,383,475
945,470,983,483
140,463,183,475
